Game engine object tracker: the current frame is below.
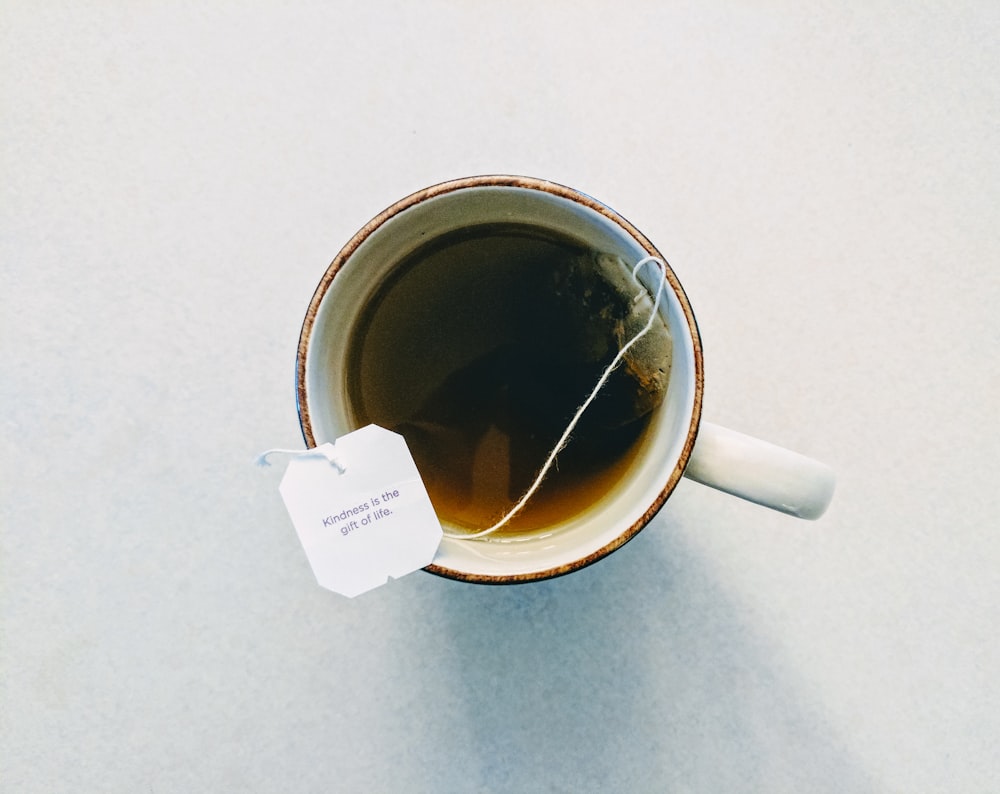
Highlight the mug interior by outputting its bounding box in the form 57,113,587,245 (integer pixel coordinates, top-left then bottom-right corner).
297,177,702,582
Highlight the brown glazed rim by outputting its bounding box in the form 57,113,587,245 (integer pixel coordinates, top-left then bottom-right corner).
295,175,704,585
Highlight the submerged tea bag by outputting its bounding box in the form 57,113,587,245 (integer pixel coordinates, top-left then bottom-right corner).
534,250,673,432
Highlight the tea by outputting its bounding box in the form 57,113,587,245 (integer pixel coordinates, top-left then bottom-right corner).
344,223,671,535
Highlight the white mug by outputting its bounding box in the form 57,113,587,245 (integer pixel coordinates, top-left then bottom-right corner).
296,176,835,584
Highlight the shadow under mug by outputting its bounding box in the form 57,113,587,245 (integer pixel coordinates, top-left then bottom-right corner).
296,176,835,584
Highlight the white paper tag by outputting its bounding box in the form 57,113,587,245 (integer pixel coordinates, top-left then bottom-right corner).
275,425,443,597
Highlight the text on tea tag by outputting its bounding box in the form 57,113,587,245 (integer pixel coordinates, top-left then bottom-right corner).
263,425,443,597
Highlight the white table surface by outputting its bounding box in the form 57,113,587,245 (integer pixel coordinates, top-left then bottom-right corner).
3,3,998,792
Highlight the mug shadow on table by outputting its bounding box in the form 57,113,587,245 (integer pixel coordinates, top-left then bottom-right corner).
418,508,875,792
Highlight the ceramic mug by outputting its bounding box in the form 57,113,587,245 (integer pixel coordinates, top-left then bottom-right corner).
296,176,835,584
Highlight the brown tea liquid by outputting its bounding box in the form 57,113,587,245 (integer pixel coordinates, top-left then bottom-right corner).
344,223,662,536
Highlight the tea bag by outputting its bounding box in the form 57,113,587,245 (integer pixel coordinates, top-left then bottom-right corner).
528,250,672,434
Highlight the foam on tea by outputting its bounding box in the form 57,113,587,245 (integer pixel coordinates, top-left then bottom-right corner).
345,223,672,536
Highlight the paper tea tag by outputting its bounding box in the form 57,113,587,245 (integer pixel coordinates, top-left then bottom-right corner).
276,425,443,597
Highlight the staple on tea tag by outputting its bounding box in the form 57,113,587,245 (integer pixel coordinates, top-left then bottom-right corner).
441,255,669,541
259,425,443,597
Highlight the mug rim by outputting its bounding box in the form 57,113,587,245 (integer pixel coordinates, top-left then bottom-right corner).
296,174,704,584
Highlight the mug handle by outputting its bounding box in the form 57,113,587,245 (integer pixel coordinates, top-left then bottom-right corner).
683,421,836,519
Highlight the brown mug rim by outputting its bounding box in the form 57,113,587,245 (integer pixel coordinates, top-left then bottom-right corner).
295,175,704,584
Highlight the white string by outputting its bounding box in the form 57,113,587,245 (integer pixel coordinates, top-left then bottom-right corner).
443,256,668,541
255,447,346,473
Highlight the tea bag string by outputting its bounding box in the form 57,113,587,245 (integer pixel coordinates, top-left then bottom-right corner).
443,255,668,541
255,447,347,474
